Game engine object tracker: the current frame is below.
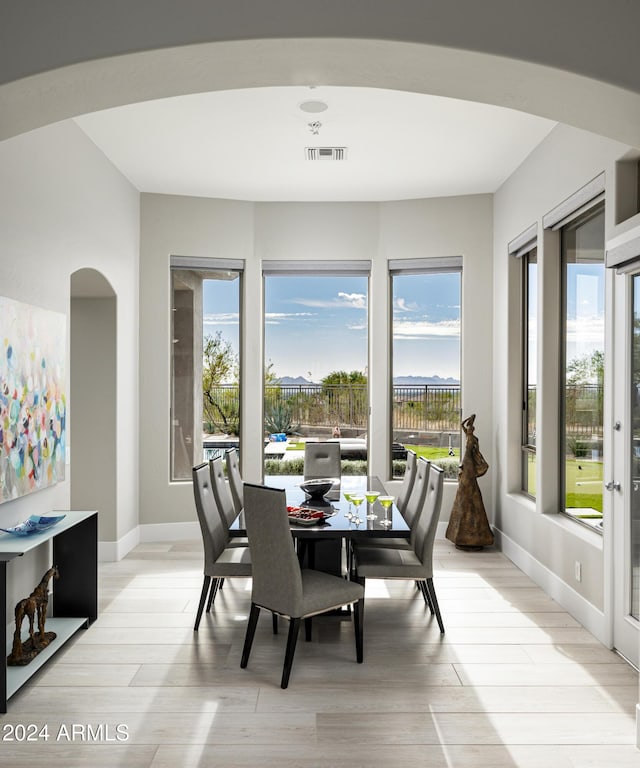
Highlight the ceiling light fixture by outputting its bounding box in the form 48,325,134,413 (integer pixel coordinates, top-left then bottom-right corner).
299,100,328,114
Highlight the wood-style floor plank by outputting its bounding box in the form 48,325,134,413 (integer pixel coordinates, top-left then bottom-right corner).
0,539,636,767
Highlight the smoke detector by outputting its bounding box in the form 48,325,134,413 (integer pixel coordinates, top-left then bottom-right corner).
306,147,347,161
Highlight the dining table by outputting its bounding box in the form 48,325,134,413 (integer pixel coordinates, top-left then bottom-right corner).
232,474,409,577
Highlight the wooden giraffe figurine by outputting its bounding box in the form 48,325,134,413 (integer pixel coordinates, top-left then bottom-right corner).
7,565,60,665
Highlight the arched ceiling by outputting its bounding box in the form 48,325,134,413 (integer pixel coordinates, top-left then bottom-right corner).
2,2,639,154
73,84,556,202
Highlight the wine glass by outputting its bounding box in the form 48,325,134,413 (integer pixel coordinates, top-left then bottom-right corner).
350,493,365,524
378,495,394,528
365,490,380,519
343,490,354,520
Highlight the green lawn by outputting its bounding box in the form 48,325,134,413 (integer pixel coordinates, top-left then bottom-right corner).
405,445,459,461
529,458,603,514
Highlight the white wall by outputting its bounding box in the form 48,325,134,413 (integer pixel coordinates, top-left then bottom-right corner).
138,193,493,534
70,297,117,542
492,122,631,640
0,120,139,609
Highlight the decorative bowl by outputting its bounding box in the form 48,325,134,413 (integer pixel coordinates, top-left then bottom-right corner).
299,478,335,499
0,514,66,537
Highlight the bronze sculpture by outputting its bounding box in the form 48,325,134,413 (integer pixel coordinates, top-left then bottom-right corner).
7,565,59,666
446,414,494,550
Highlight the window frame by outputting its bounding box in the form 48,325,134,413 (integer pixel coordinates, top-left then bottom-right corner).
261,261,372,478
388,257,463,480
521,246,538,498
558,201,605,524
169,256,244,482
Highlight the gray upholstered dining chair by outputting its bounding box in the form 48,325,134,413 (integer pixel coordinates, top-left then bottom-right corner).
396,449,417,518
357,456,431,552
303,441,341,480
240,482,364,689
225,448,243,515
192,462,252,631
210,455,248,547
353,463,445,633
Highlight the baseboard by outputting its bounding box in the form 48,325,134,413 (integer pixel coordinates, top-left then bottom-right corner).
138,520,200,543
98,525,140,562
99,521,200,561
494,527,608,645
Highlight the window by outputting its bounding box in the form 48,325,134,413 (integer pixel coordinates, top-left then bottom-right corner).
389,258,462,480
522,247,537,497
560,204,605,521
631,276,640,618
170,257,242,481
263,262,370,478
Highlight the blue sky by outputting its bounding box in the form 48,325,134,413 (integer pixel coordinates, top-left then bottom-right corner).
202,272,462,381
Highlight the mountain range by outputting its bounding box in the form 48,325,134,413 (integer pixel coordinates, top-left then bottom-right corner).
277,375,460,386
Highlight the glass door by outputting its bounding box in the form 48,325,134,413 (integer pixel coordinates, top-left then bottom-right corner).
611,271,640,666
627,276,640,633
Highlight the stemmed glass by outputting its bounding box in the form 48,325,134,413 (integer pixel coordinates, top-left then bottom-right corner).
378,495,394,528
365,490,380,519
350,493,365,524
343,491,354,521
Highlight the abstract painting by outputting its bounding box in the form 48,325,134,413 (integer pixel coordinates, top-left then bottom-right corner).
0,296,66,504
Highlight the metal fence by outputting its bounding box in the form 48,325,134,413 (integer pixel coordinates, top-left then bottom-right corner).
392,385,461,433
205,383,604,439
527,384,603,443
206,383,463,434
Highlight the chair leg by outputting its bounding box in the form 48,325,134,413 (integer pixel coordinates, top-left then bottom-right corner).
418,580,434,613
281,618,301,689
207,578,221,611
353,597,364,663
304,617,312,641
426,577,445,634
240,603,261,668
194,575,211,631
219,577,225,589
272,612,278,634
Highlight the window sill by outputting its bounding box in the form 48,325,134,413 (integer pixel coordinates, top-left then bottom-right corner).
562,509,603,534
544,510,604,547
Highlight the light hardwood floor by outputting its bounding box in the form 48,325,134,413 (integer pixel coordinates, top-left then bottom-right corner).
1,539,638,767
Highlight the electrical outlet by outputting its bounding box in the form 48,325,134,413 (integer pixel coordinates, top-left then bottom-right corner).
574,561,582,582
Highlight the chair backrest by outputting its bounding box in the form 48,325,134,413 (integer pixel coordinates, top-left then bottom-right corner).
192,462,227,570
413,463,444,575
396,449,417,516
304,441,341,480
210,456,238,529
403,456,431,530
225,448,243,514
243,483,304,617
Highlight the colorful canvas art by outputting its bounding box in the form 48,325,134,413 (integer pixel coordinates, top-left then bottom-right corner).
0,296,66,504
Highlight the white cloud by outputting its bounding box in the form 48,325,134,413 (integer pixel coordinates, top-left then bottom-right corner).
337,292,367,309
204,312,239,325
393,318,460,340
393,297,418,313
566,314,605,344
264,311,316,325
293,293,367,310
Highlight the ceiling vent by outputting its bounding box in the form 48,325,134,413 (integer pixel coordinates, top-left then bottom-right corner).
306,147,347,161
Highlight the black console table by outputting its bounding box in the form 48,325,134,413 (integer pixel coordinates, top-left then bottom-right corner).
0,510,98,712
